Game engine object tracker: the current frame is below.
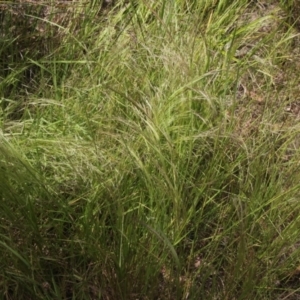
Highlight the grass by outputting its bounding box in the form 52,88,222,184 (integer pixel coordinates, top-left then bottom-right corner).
1,0,300,299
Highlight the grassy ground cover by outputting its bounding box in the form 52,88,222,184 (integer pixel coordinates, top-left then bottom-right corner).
2,0,300,299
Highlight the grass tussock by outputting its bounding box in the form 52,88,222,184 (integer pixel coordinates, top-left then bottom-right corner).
2,0,300,299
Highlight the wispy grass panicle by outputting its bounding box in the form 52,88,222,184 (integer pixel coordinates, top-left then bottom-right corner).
1,0,300,299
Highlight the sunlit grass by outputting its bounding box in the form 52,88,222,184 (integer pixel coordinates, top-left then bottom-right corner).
1,0,300,299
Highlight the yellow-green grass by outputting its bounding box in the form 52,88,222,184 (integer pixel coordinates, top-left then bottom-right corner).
1,0,300,299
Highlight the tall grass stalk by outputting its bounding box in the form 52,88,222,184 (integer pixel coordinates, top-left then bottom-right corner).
1,0,300,299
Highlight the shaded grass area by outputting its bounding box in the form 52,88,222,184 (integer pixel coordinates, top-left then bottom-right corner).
2,0,300,299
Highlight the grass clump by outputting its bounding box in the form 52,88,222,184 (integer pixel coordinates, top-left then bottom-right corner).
2,0,300,299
